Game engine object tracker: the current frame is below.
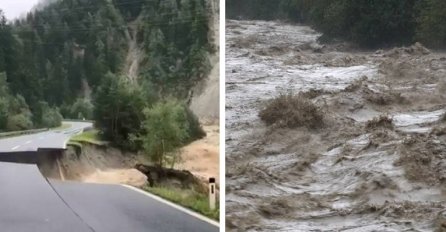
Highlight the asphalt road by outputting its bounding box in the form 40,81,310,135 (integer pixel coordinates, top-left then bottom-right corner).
0,121,219,231
0,121,92,152
0,163,219,232
51,181,219,232
0,162,93,231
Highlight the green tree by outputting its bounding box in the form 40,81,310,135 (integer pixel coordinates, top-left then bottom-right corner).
41,107,63,128
93,72,146,150
137,98,205,167
140,99,190,167
33,101,62,128
70,98,94,120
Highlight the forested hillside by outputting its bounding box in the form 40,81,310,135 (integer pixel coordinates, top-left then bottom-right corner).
227,0,446,48
0,0,213,152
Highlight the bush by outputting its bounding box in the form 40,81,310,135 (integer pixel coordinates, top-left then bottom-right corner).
70,98,93,120
6,113,33,131
259,93,323,128
41,108,63,128
184,106,206,143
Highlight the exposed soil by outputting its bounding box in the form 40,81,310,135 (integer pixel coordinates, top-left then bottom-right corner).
190,1,220,124
226,20,446,231
177,125,220,184
39,126,219,189
124,16,143,82
39,144,149,187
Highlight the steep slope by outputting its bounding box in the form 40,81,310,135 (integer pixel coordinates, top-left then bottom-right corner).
190,0,220,123
0,0,213,130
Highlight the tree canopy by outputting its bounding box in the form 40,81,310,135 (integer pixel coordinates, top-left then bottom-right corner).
227,0,446,48
0,0,212,143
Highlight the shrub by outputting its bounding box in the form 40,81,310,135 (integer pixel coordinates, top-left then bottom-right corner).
70,98,93,120
41,107,63,128
6,113,33,131
184,106,206,143
259,93,323,128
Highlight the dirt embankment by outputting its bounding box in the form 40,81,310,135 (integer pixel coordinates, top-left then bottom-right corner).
39,125,219,188
39,144,149,187
226,20,446,231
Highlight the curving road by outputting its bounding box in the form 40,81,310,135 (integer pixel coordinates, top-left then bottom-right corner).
0,121,93,152
0,122,219,232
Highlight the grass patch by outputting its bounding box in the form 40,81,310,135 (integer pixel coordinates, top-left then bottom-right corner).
142,185,219,221
259,93,323,129
70,129,107,146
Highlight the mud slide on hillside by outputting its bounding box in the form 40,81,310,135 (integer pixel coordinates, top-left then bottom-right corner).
226,20,446,231
190,0,220,124
124,17,143,82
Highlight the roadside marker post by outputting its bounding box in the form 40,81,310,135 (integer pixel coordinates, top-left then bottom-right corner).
209,177,216,210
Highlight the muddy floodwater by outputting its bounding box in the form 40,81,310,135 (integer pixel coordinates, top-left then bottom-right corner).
226,20,446,231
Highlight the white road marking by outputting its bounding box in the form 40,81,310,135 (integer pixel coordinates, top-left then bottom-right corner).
122,185,220,228
25,140,32,144
39,136,44,140
11,145,20,150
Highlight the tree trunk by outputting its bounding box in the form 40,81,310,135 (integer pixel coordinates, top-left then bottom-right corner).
135,163,207,194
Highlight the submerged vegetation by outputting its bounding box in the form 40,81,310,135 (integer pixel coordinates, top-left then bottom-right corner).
259,93,323,129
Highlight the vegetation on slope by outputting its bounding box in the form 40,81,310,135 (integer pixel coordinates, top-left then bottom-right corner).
0,0,212,157
69,129,105,146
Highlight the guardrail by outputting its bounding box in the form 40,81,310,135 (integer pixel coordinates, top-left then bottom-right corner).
62,119,95,123
0,120,94,139
0,128,49,139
